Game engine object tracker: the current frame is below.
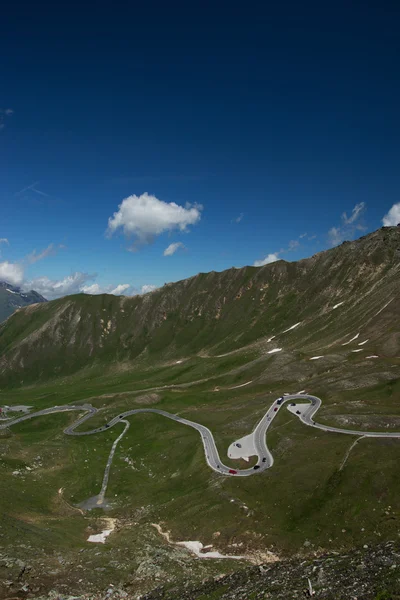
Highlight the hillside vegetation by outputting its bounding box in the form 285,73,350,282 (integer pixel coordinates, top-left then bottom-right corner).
0,226,399,387
0,227,400,599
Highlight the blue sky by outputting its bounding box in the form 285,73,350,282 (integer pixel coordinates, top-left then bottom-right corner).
1,2,399,299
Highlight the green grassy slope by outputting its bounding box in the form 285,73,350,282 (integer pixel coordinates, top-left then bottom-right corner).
0,226,399,387
0,227,399,598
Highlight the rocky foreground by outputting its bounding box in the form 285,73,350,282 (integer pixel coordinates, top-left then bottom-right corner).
4,542,400,600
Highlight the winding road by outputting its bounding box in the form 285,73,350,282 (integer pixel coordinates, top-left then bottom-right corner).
2,394,400,479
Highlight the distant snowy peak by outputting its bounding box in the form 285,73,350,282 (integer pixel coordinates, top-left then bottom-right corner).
0,280,47,322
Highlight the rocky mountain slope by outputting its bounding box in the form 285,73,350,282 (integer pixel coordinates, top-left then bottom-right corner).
0,226,399,386
4,542,399,599
0,281,47,323
141,541,400,600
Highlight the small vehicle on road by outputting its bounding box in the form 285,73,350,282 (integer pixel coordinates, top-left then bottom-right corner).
262,457,267,462
253,465,260,470
274,407,278,412
228,469,237,475
236,443,242,448
290,402,296,406
296,410,301,415
105,424,110,428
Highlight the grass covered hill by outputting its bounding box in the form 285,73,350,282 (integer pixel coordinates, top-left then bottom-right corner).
0,226,399,386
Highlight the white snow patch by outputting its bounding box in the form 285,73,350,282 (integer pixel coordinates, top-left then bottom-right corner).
297,390,306,395
332,301,344,309
152,524,245,560
282,322,301,334
351,349,364,353
366,355,379,359
267,336,276,342
342,333,360,346
87,518,116,544
268,348,282,354
374,298,394,317
310,356,323,360
6,288,18,294
88,529,113,544
228,434,256,460
358,339,369,346
176,360,183,364
177,541,245,560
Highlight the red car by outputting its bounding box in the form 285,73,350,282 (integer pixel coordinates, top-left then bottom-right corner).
228,469,237,475
274,407,278,412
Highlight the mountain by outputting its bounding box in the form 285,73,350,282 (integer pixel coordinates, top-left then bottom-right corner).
0,281,47,323
1,226,400,599
0,226,399,386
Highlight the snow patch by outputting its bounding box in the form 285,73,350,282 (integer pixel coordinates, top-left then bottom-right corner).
310,356,323,360
374,298,394,317
152,524,245,560
297,390,306,394
6,288,18,294
268,348,282,354
282,322,301,334
87,529,113,544
351,349,364,353
366,355,379,359
332,301,344,309
342,333,360,346
358,339,369,346
87,519,116,544
267,336,275,342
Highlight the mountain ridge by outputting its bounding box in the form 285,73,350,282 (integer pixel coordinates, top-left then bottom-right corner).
0,280,47,323
0,226,399,386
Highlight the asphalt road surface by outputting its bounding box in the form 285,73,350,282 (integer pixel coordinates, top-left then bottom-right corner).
2,394,400,477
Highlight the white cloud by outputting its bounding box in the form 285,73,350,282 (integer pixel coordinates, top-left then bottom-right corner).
141,284,157,294
26,243,64,264
342,202,365,225
24,272,96,300
110,283,130,295
0,238,9,245
163,242,185,256
80,283,103,295
328,203,367,247
106,192,202,247
0,261,24,286
328,226,343,246
232,213,244,223
80,282,131,296
254,253,280,267
382,203,400,227
288,239,300,251
0,108,14,130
